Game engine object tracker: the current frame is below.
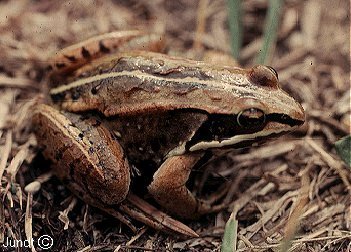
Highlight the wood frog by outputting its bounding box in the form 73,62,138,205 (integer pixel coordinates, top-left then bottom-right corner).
32,30,305,237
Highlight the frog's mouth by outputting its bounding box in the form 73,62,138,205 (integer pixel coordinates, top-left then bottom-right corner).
185,113,304,152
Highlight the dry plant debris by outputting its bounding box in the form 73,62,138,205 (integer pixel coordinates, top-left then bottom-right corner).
0,0,350,251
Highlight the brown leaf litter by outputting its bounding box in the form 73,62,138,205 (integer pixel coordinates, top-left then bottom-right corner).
0,0,350,251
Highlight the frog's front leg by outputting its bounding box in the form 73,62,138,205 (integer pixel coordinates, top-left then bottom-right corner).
148,153,216,219
33,104,131,205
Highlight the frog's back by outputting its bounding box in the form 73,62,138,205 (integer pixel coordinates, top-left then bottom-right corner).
49,51,303,123
49,51,251,117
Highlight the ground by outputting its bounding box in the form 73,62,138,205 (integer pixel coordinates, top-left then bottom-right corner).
0,0,350,251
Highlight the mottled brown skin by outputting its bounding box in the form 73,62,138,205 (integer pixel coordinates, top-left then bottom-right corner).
33,31,305,236
50,51,304,120
49,31,165,77
148,153,206,218
33,105,130,204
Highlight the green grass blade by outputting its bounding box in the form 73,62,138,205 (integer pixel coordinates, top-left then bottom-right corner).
256,0,284,64
221,215,238,252
226,0,242,60
335,135,351,167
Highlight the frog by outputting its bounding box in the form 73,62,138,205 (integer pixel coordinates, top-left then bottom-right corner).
32,30,305,237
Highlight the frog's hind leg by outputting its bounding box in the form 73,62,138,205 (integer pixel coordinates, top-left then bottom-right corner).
33,104,197,237
32,104,131,205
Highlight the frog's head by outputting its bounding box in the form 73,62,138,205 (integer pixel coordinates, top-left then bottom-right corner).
186,65,305,152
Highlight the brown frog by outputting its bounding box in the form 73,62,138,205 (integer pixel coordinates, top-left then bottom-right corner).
32,30,305,237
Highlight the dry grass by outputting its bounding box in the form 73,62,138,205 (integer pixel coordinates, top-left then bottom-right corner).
0,0,350,251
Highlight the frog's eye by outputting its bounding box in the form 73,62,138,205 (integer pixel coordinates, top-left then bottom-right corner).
237,108,266,128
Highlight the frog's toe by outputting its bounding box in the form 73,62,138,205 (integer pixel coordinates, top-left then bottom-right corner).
120,194,199,238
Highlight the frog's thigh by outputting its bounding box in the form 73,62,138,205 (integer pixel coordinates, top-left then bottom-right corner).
33,104,130,205
148,153,211,219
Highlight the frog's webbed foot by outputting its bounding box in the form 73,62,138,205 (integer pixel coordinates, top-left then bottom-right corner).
119,194,199,237
61,189,198,237
54,176,198,237
148,153,229,219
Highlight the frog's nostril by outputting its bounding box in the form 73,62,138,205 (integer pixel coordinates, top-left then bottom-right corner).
296,104,306,124
288,102,305,126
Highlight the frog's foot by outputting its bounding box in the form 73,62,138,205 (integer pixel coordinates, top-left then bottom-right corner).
120,194,199,237
65,178,199,238
63,182,198,237
148,153,229,219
